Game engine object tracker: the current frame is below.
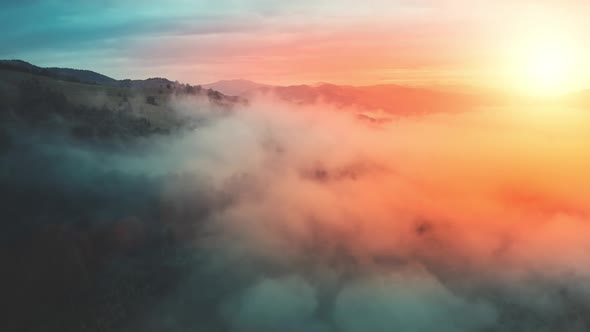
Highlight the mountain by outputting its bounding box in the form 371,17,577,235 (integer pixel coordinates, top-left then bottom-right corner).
1,60,183,90
120,77,177,89
0,59,241,103
0,60,38,71
201,79,270,96
245,83,497,115
0,60,246,141
0,60,118,85
46,67,118,86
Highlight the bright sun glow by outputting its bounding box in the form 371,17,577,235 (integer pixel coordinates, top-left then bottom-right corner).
528,46,570,87
517,37,575,96
502,9,584,96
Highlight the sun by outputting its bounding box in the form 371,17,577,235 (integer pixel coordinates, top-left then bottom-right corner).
520,40,573,95
502,9,582,96
506,31,578,96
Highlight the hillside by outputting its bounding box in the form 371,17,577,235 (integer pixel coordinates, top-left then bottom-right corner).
0,60,118,86
46,67,118,86
0,61,246,143
0,60,256,331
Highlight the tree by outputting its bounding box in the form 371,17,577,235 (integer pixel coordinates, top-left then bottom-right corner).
145,96,157,105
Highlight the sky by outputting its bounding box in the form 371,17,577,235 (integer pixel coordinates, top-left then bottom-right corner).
6,2,590,330
2,0,590,90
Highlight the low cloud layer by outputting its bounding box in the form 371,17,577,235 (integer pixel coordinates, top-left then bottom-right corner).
5,95,590,331
167,99,590,331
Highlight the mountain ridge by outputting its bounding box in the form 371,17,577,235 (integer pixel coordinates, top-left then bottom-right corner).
0,60,117,86
201,79,270,96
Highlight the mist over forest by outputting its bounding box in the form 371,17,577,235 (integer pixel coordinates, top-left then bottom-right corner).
3,60,590,332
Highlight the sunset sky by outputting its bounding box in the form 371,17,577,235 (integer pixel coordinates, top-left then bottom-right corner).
2,0,590,92
6,2,590,331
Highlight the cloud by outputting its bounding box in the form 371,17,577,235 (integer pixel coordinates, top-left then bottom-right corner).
333,266,497,332
221,275,326,332
0,0,502,83
6,91,590,330
165,98,590,330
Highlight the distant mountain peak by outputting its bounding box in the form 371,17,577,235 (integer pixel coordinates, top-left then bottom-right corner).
46,67,117,85
0,59,226,97
310,81,333,87
1,59,36,67
213,78,257,83
0,59,117,85
201,79,270,96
